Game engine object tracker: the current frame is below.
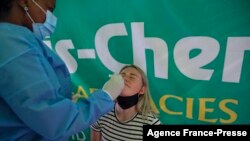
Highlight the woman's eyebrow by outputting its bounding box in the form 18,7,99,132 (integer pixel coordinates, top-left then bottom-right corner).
121,72,138,77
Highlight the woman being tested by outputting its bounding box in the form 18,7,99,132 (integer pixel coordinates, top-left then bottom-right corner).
0,0,124,140
91,65,161,141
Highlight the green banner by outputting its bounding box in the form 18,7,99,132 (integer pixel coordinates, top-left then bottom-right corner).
47,0,250,140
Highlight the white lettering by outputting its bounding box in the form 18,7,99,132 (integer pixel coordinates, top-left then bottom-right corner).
55,40,78,73
95,23,128,73
131,22,168,78
51,22,249,83
222,37,250,83
174,36,219,80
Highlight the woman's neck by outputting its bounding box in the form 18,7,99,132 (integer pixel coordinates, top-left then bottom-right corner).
115,103,138,122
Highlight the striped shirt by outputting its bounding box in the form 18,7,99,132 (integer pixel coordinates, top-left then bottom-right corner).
91,109,161,141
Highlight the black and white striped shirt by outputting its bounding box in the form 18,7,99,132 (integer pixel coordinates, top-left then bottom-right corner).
91,109,161,141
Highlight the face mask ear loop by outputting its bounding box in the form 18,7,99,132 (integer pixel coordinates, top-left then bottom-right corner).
32,0,46,14
24,6,35,23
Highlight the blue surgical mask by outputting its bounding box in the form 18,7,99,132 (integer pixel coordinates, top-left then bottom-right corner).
32,10,57,40
24,0,57,40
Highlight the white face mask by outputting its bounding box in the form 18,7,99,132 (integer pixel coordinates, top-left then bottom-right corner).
24,0,57,40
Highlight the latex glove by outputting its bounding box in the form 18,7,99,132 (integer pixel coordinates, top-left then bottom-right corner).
102,74,124,100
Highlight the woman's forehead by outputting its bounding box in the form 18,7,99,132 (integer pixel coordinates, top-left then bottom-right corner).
121,67,141,75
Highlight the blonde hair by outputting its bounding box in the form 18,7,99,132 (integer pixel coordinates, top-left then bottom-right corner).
119,64,157,119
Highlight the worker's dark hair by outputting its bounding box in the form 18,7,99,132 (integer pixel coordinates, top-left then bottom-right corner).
0,0,15,19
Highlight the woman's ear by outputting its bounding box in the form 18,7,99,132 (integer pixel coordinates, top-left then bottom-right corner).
138,86,145,95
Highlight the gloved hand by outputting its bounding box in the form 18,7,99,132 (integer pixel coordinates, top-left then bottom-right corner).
102,74,124,100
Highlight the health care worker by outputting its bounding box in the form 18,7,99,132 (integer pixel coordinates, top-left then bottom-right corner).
0,0,124,140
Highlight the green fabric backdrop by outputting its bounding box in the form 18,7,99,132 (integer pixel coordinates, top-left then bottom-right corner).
48,0,250,140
